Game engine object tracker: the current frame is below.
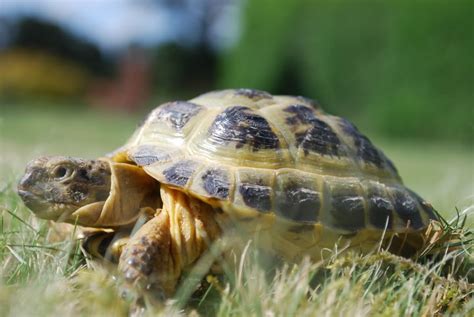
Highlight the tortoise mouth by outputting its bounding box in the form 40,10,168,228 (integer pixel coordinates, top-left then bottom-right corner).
18,189,48,210
17,189,77,221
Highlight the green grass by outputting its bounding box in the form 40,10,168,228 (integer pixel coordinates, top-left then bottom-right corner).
1,102,473,316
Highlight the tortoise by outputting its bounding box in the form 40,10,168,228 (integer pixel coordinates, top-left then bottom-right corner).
17,88,439,297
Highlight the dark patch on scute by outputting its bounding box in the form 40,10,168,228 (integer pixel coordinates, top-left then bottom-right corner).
208,106,280,151
368,196,393,229
163,160,197,187
420,202,438,221
339,118,385,168
275,183,320,222
407,189,438,221
284,104,317,125
296,123,341,157
330,195,365,231
130,145,171,166
156,101,202,130
202,168,230,199
285,105,342,156
391,189,424,229
234,88,272,100
239,184,272,212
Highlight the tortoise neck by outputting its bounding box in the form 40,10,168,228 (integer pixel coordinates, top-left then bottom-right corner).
71,160,160,227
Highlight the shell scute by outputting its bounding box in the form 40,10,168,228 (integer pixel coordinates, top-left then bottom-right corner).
207,106,280,151
162,160,198,187
127,144,174,166
389,188,424,230
326,180,366,232
407,189,438,222
284,104,344,157
239,184,272,212
274,170,321,223
156,101,202,131
365,183,394,230
185,164,234,203
234,168,274,213
201,168,231,200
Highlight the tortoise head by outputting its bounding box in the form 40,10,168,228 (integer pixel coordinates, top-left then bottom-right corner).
17,156,112,221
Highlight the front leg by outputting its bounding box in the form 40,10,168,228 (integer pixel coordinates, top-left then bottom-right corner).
119,209,174,299
118,185,221,299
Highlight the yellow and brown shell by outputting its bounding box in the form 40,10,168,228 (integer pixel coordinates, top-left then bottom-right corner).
112,89,438,235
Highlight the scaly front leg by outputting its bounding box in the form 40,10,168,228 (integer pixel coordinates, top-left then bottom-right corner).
118,185,221,300
119,209,174,300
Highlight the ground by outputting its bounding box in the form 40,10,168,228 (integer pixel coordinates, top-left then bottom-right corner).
0,102,472,316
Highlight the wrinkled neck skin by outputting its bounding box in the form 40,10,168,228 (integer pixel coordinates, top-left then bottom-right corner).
69,159,160,228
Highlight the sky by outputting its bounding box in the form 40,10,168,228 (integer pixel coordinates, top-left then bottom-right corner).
0,0,241,51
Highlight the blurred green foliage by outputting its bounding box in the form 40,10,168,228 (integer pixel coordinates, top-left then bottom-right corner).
220,0,473,143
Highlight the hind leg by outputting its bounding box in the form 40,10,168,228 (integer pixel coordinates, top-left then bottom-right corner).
81,207,155,263
81,229,131,263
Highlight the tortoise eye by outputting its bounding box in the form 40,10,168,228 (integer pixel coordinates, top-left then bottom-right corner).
53,166,69,179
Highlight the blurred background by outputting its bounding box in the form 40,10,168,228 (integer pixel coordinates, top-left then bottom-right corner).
0,0,472,216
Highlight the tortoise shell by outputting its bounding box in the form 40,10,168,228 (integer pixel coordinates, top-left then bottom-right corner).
112,89,437,234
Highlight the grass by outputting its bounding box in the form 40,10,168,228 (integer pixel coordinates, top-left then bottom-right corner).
1,102,473,316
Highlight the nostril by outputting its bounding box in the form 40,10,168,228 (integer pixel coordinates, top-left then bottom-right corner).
18,171,35,190
78,168,90,181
